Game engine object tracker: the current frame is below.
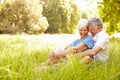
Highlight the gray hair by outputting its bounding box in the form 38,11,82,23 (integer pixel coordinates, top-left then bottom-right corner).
77,19,88,29
88,18,103,28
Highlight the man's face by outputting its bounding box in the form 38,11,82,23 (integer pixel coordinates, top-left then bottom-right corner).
79,27,88,38
88,24,98,36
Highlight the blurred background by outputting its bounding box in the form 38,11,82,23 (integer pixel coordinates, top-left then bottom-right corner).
0,0,119,35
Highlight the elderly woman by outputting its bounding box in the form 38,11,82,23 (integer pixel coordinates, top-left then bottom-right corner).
42,19,94,66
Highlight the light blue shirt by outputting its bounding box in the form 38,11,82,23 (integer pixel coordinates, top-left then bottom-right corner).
71,36,94,49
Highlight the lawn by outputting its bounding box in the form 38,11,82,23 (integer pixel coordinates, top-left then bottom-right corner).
0,34,120,80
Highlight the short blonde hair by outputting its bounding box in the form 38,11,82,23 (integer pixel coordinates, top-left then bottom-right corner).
77,19,88,29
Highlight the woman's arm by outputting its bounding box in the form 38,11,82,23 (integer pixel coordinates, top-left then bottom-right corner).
64,44,72,50
52,43,88,58
72,43,88,53
64,40,88,52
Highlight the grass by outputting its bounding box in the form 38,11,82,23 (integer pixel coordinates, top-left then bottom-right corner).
0,35,120,80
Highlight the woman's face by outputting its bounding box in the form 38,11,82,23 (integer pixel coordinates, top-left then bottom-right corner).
78,27,88,38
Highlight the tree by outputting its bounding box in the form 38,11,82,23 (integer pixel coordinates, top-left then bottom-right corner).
0,0,48,34
42,0,81,33
99,0,120,35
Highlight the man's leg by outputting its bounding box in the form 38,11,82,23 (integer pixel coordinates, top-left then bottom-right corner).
80,56,94,64
74,52,94,64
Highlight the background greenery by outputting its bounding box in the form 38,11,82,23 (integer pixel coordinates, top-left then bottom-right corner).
0,0,48,34
0,0,119,34
0,0,80,34
99,0,120,35
43,0,80,33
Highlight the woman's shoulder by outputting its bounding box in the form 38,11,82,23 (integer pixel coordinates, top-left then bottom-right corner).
73,39,80,43
84,36,93,39
83,36,94,42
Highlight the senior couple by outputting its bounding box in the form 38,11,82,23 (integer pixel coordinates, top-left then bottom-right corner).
42,17,109,66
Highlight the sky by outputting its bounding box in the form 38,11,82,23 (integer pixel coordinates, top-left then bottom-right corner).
74,0,102,18
74,0,99,11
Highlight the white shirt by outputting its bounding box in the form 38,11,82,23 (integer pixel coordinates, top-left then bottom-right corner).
93,30,109,62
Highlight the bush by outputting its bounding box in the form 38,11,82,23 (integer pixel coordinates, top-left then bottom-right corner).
99,0,120,35
0,0,48,34
43,0,81,33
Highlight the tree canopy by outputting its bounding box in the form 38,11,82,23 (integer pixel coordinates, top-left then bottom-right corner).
0,0,48,34
99,0,120,35
0,0,81,34
43,0,81,34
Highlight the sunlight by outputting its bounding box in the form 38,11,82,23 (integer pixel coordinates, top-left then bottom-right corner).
74,0,98,11
74,0,101,18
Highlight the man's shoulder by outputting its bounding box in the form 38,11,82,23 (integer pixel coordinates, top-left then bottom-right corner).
99,30,108,36
98,30,109,39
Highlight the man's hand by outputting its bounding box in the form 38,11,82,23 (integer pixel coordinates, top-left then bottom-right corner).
81,50,95,58
82,45,102,57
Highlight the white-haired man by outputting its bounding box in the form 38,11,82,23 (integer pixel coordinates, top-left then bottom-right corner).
83,17,109,62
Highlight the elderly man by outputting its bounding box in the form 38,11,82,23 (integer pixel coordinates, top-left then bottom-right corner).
83,17,109,62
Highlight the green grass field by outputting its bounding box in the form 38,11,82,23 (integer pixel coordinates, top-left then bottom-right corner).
0,35,120,80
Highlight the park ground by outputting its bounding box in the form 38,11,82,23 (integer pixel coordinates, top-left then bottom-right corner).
0,33,120,80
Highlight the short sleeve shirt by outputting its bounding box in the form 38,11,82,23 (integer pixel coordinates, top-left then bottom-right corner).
71,36,94,49
93,30,109,62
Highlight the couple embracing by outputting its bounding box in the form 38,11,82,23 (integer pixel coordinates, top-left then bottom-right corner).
42,17,109,66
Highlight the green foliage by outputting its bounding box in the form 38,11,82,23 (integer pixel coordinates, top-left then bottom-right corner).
43,0,81,33
81,12,88,19
0,0,48,34
99,0,120,35
0,35,120,80
0,35,52,79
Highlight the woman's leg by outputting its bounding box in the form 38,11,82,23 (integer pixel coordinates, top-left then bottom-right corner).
41,51,62,66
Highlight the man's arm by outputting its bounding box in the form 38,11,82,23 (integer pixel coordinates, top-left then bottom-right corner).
83,45,102,57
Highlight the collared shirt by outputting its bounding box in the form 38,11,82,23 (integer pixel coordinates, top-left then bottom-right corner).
93,30,109,62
